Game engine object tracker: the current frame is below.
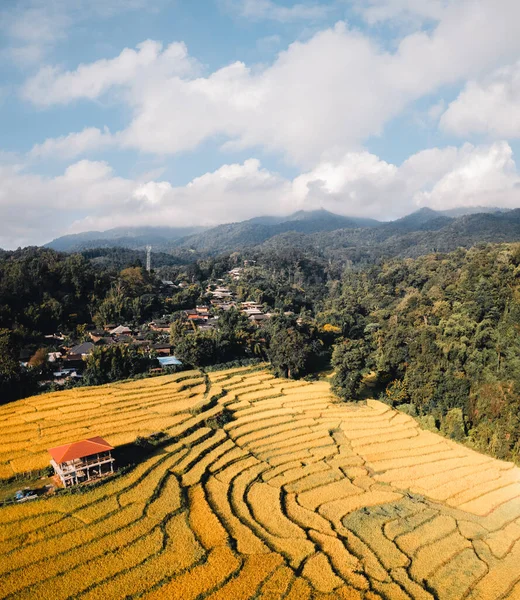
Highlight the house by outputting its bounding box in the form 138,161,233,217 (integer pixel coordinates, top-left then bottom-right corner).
198,317,219,331
153,343,172,356
241,301,263,310
109,325,132,336
228,268,242,280
211,287,233,300
48,436,114,487
114,335,133,345
185,309,208,323
157,356,182,367
52,370,82,384
213,301,236,311
243,307,263,317
89,330,105,343
65,342,94,361
249,313,271,325
149,320,171,333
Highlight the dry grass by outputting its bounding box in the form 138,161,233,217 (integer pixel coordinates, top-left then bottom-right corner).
1,365,520,599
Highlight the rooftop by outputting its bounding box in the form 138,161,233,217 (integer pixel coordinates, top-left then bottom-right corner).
109,325,132,335
68,342,94,356
48,436,114,464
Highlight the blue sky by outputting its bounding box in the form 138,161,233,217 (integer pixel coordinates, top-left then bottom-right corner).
1,0,520,248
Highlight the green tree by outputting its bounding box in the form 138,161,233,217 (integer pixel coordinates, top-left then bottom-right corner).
84,345,157,385
0,329,28,403
267,322,310,379
331,339,369,400
173,333,217,367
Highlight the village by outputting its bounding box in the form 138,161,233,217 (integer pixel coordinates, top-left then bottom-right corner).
20,266,275,386
3,259,309,505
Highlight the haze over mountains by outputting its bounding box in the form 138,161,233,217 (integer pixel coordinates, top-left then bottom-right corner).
46,206,518,258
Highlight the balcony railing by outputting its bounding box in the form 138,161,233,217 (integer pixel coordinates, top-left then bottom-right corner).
52,455,114,475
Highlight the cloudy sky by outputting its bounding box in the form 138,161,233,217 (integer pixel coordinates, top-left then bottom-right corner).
2,0,520,248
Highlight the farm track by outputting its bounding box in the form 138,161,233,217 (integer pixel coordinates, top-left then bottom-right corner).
1,366,520,598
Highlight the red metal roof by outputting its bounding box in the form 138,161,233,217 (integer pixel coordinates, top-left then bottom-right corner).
48,436,114,464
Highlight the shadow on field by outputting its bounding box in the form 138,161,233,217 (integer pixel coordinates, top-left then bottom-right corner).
112,433,169,470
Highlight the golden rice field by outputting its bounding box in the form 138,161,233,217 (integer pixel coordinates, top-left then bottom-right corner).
1,365,520,599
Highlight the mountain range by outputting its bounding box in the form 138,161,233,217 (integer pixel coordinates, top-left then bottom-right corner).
46,206,519,258
46,225,206,252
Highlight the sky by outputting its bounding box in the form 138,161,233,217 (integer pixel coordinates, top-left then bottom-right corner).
1,0,520,248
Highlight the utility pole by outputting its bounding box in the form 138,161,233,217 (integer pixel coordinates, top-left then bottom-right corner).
146,246,152,272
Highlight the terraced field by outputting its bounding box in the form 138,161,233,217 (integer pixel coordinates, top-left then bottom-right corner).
1,366,520,599
0,371,208,478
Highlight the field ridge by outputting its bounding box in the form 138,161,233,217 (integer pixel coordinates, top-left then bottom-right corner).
1,366,520,599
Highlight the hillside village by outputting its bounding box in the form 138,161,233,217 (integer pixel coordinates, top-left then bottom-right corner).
23,265,275,386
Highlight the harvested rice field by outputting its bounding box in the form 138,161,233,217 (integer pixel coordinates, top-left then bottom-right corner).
1,365,520,599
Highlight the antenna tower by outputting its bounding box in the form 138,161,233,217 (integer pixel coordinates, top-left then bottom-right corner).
146,245,152,272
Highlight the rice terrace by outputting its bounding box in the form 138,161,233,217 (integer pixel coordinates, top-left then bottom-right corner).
1,365,520,600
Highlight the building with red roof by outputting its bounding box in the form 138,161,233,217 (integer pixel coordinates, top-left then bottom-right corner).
48,436,115,487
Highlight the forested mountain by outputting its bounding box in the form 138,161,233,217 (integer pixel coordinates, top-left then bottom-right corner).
173,209,379,253
47,209,379,253
46,225,206,252
45,207,519,259
258,208,520,263
81,247,189,269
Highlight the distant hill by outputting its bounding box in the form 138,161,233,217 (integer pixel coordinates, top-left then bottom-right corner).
258,208,520,261
45,207,520,260
174,209,381,253
387,207,454,232
439,206,509,218
46,226,207,252
47,210,379,254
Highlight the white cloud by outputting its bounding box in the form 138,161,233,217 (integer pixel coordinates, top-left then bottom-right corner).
29,127,114,159
0,159,134,248
2,4,69,66
293,142,520,218
221,0,333,22
354,0,454,26
22,40,197,106
414,141,520,209
256,34,282,53
24,0,520,166
1,142,519,249
118,2,520,165
71,158,292,235
1,0,156,66
427,99,445,122
292,151,401,215
440,61,520,138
